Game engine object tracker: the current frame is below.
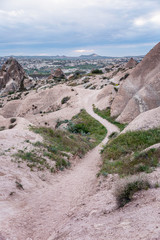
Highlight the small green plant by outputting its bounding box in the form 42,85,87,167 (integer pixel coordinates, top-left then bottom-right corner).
120,73,129,81
10,118,16,124
55,119,69,129
93,106,127,131
9,124,16,129
0,126,5,131
101,128,160,176
115,176,150,208
15,181,24,190
91,69,103,74
108,132,118,139
61,96,70,104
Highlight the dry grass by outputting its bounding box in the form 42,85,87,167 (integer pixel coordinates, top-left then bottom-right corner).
114,175,151,208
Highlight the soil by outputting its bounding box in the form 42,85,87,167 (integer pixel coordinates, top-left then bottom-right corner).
0,87,160,240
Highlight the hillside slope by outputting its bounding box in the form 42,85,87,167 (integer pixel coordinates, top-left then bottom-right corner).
111,42,160,123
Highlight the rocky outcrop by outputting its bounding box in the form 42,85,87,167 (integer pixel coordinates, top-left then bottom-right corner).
125,58,138,69
123,106,160,132
0,58,32,96
95,85,117,110
111,42,160,123
48,68,66,81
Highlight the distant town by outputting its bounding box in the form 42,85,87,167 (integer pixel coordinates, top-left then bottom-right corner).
0,54,143,79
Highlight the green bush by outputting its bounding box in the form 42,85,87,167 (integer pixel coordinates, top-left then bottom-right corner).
115,176,150,208
10,118,16,124
61,96,70,104
91,69,103,74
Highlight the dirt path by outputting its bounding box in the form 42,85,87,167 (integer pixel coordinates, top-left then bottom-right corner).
1,90,119,240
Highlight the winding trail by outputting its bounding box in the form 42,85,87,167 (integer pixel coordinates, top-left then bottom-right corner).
2,89,119,240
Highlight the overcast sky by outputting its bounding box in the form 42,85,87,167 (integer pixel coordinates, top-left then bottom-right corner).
0,0,160,56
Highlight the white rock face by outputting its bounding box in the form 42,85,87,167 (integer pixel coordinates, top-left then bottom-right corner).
0,57,32,96
111,42,160,123
123,106,160,133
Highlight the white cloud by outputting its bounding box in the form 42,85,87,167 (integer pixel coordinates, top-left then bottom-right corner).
0,0,159,55
0,9,24,17
134,11,160,27
74,49,94,53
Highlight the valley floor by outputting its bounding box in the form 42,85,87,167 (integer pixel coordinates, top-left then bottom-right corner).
0,88,160,240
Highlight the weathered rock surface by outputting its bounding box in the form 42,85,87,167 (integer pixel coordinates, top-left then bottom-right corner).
123,106,160,132
48,68,66,81
95,85,117,110
111,42,160,123
0,58,32,96
125,57,138,69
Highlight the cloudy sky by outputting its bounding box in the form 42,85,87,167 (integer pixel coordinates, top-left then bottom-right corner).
0,0,160,56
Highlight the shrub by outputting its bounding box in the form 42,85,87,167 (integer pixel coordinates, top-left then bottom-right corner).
120,73,129,81
9,124,16,129
61,96,70,104
91,69,103,74
100,129,160,176
115,176,150,208
10,118,16,124
0,126,5,131
55,119,69,129
108,132,118,139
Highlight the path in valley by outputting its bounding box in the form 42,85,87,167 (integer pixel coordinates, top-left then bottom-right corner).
2,89,119,240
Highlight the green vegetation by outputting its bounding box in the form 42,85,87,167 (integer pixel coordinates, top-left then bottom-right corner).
91,69,103,74
61,96,71,104
100,128,160,177
15,110,106,172
93,106,127,131
68,109,107,145
0,126,5,131
9,124,16,129
115,176,150,208
120,73,130,81
10,118,16,124
15,149,54,172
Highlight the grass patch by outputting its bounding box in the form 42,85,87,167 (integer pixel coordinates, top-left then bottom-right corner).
100,128,160,176
93,107,126,131
115,176,151,208
68,109,107,145
31,126,92,157
16,109,107,172
15,150,52,171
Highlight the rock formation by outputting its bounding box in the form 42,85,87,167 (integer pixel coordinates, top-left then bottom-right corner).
123,106,160,132
48,68,66,81
0,58,32,96
111,42,160,123
125,58,138,69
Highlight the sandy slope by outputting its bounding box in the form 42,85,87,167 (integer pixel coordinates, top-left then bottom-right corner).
0,89,119,240
1,87,160,240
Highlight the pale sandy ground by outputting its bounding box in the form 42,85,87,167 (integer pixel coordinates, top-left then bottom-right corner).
0,86,160,240
0,88,119,240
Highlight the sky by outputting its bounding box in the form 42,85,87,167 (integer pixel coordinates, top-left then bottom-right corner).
0,0,160,56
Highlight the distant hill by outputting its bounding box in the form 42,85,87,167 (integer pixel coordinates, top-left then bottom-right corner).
0,54,144,61
79,53,109,59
